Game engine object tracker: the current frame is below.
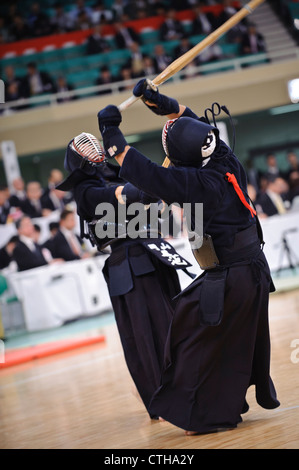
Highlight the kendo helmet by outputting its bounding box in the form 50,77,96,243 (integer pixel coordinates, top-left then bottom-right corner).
162,116,219,167
64,132,106,173
56,132,106,191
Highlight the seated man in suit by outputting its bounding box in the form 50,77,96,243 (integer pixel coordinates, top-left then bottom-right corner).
13,216,62,271
20,181,44,218
41,186,66,214
9,177,27,209
50,209,90,261
255,176,290,217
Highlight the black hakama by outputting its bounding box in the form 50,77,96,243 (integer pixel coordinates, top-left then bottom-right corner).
149,249,280,432
103,239,183,418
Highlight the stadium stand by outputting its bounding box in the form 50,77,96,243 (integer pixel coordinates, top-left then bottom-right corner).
0,1,274,111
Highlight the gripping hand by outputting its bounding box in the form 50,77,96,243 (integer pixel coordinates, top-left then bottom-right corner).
97,105,127,158
133,79,179,116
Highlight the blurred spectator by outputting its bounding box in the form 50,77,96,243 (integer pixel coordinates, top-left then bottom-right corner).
153,44,172,73
284,151,299,203
55,76,76,104
117,64,135,92
47,168,64,191
262,153,284,181
0,186,11,225
0,235,19,270
289,172,299,205
191,3,218,35
218,0,247,43
197,43,223,64
174,35,192,59
42,168,72,210
21,62,56,98
90,1,114,24
9,14,31,42
142,55,159,76
49,168,74,204
27,2,52,38
128,42,145,78
20,181,43,218
86,23,111,55
285,150,299,181
68,0,93,26
41,187,66,214
159,8,185,42
255,176,290,217
114,20,140,49
181,59,199,80
74,10,92,30
33,223,42,243
240,23,266,55
50,2,74,34
96,66,115,95
111,0,126,21
43,222,60,253
3,66,27,110
13,216,49,271
50,209,89,261
9,177,26,208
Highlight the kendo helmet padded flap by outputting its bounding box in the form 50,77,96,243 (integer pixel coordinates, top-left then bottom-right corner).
166,117,219,167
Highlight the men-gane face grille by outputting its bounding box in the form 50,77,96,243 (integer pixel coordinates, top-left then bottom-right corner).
162,118,178,156
73,132,105,164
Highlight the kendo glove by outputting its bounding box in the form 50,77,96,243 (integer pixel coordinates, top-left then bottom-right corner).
121,183,160,205
97,105,127,158
133,78,179,116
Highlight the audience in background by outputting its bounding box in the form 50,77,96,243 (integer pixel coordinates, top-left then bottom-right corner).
9,177,27,208
27,2,52,38
113,19,140,49
240,23,266,55
0,0,273,111
86,23,111,54
255,176,290,217
174,35,193,60
191,3,218,35
245,150,299,218
13,215,60,271
152,44,172,73
95,65,115,95
21,62,56,98
20,181,44,218
55,76,76,103
159,7,184,42
50,209,90,261
50,2,74,34
262,153,284,181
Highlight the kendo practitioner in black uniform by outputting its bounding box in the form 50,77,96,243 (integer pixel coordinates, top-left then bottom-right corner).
97,80,280,434
56,131,192,420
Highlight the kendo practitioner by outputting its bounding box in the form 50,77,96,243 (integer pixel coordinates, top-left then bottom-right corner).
56,131,192,420
97,80,280,434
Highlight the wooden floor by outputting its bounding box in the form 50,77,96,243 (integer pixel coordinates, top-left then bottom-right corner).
0,288,299,450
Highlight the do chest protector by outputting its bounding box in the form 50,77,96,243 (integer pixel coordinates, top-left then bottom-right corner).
189,170,260,271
